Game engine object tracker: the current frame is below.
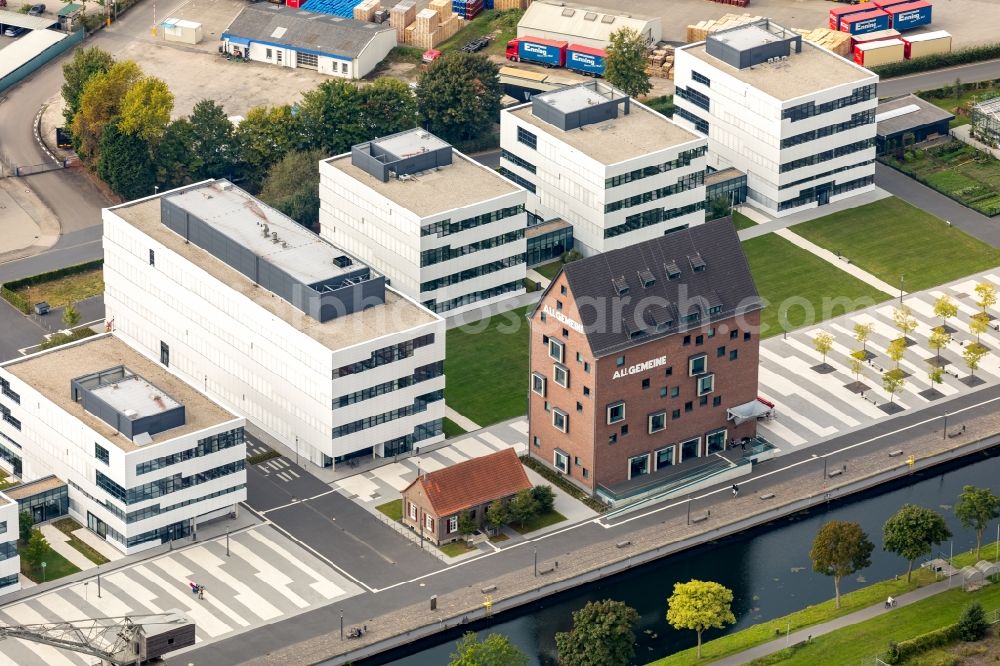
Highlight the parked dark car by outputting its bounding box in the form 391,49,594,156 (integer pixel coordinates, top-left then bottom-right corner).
28,3,45,14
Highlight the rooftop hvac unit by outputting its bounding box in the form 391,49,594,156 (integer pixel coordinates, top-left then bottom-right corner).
261,224,270,237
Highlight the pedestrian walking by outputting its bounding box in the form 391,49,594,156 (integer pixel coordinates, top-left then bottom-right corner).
198,584,205,600
732,484,739,498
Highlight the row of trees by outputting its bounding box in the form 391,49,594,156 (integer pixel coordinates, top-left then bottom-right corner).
61,47,504,222
448,486,556,538
811,281,996,404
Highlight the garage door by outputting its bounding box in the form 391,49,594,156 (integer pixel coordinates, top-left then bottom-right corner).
297,51,317,70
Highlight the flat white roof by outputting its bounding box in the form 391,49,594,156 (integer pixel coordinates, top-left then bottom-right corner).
0,9,58,30
904,30,951,42
0,29,67,80
856,38,905,51
90,374,182,420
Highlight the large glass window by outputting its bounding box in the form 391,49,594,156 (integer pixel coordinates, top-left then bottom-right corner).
0,404,20,431
498,167,536,193
420,229,525,268
629,454,649,479
553,364,569,388
605,146,707,188
676,85,710,112
689,355,707,376
707,430,727,454
782,84,876,122
603,202,704,239
136,428,244,475
421,204,525,237
697,374,715,396
332,391,444,438
552,408,568,433
336,334,435,377
420,254,526,293
655,446,674,470
554,450,569,473
604,171,705,213
549,338,564,363
648,411,666,434
531,372,546,397
95,443,109,465
779,139,875,174
607,402,625,424
0,378,20,404
680,438,700,462
675,106,708,134
500,149,537,174
517,126,537,150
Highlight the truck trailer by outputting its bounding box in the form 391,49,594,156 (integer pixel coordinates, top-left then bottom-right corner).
829,2,879,30
840,9,891,35
886,1,932,31
506,37,607,76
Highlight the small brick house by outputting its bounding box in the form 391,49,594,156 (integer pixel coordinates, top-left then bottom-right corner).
401,448,532,545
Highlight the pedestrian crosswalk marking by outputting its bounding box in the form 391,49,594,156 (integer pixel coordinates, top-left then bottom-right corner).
153,556,251,628
178,547,284,621
133,564,232,637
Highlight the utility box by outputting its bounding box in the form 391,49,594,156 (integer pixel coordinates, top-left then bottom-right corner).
161,18,203,44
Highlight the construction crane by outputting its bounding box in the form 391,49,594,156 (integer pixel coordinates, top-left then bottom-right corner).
0,610,195,666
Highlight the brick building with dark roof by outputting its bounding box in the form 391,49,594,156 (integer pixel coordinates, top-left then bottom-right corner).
401,448,532,545
527,218,763,502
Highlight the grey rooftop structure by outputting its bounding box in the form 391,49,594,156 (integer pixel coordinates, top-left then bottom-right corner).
707,19,802,70
71,366,185,444
222,4,392,60
351,128,454,182
531,81,631,132
538,218,762,357
875,94,954,152
161,180,384,323
0,9,59,30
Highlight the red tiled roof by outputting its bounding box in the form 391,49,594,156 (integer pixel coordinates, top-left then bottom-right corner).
406,448,532,517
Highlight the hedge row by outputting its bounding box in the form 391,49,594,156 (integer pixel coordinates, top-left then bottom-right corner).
884,623,962,664
0,260,104,314
37,327,97,351
520,454,606,513
872,43,1000,78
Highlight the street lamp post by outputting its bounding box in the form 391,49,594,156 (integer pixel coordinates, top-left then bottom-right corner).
686,496,692,526
41,561,47,583
97,564,101,598
226,529,230,557
295,435,299,466
533,547,537,577
942,412,948,440
823,458,828,480
899,275,904,304
340,609,344,640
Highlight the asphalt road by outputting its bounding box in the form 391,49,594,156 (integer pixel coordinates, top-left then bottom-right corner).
878,59,1000,98
182,383,1000,665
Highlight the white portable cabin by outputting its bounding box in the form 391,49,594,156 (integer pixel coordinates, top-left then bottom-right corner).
161,18,203,45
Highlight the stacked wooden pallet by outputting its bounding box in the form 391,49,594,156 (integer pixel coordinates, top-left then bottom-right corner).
646,44,675,80
353,0,380,22
685,13,763,42
406,0,464,49
794,27,851,57
390,0,417,43
494,0,530,9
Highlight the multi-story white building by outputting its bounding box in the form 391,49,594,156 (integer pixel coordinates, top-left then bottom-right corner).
0,335,246,555
319,129,528,316
0,493,20,595
103,180,446,469
673,19,878,217
500,80,708,258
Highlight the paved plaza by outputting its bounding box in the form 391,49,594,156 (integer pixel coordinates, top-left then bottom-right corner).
0,525,360,665
757,270,1000,450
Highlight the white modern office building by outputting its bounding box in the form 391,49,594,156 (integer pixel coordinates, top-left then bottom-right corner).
673,19,878,217
0,335,247,555
0,492,19,595
103,180,446,469
500,81,708,257
319,129,528,316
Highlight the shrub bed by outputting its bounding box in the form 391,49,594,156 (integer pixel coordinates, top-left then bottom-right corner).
1,260,104,314
873,44,1000,78
520,455,605,513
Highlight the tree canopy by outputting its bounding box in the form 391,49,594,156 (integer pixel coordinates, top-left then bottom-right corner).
448,632,527,666
666,580,736,659
883,504,952,581
97,121,155,200
236,104,301,192
298,79,365,155
361,76,419,139
259,149,325,229
62,47,114,126
810,521,874,608
72,60,143,164
417,53,501,145
189,99,236,181
954,485,1000,559
604,27,652,98
154,119,199,190
555,599,639,666
118,75,174,142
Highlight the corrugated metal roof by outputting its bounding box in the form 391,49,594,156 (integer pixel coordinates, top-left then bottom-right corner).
0,8,58,29
875,94,954,137
518,0,659,47
222,4,392,59
0,29,67,80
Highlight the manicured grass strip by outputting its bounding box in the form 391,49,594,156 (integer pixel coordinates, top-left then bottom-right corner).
445,306,530,426
376,499,403,522
20,544,81,583
649,541,1000,666
533,261,563,281
744,576,1000,665
511,509,567,534
439,541,476,557
741,233,891,338
733,211,757,231
793,197,1000,292
52,518,110,566
14,268,104,309
443,417,467,439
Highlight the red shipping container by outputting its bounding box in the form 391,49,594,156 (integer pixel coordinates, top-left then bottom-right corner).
873,0,911,9
829,2,879,30
286,0,301,7
850,28,901,50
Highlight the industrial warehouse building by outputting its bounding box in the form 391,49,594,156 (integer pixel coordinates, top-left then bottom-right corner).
221,4,395,80
517,0,661,50
527,219,765,503
103,180,446,469
0,336,247,555
875,94,954,155
320,129,529,316
500,81,708,258
674,19,879,217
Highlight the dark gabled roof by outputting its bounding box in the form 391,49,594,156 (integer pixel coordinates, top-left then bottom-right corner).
402,448,532,517
536,218,762,358
222,5,392,59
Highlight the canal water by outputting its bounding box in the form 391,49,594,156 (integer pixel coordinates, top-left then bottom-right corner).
366,449,1000,666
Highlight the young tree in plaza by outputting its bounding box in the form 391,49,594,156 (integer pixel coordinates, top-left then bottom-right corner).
883,504,952,581
848,353,864,383
810,521,874,609
604,27,652,98
813,331,834,368
954,485,1000,559
61,47,114,126
23,529,49,573
928,365,944,387
416,53,502,145
853,322,874,358
963,342,987,380
118,75,174,142
557,599,639,666
882,369,905,406
893,305,918,343
974,281,997,315
449,632,527,666
887,337,907,371
928,328,951,365
933,294,958,332
666,580,736,659
969,312,989,346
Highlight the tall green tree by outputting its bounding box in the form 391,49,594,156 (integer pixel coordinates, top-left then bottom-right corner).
62,47,114,126
417,53,501,145
23,529,49,572
933,294,958,332
154,119,199,190
485,499,508,533
361,77,419,139
235,105,300,192
449,632,527,666
556,599,639,666
531,485,556,514
810,521,874,609
297,79,365,155
18,511,33,546
72,60,142,165
97,121,155,200
883,504,952,581
189,99,236,181
666,580,736,659
118,75,174,142
963,342,987,379
604,26,652,98
508,488,539,529
259,149,325,228
813,331,834,367
954,485,1000,559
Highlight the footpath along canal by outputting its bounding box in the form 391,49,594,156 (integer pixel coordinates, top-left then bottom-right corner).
365,447,1000,666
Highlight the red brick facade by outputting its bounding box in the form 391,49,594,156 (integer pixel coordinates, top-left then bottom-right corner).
527,271,761,494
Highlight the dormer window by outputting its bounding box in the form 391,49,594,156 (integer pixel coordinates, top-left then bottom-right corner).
638,268,655,288
665,261,681,280
689,253,706,272
612,275,629,296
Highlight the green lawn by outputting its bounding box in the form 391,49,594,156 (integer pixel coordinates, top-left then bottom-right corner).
733,211,757,231
376,499,403,522
793,197,1000,290
438,540,476,557
882,142,1000,217
20,544,81,583
445,306,530,426
52,518,110,566
443,417,467,439
533,261,563,280
918,85,1000,127
437,9,522,56
14,268,104,309
652,541,1000,666
741,234,891,338
511,509,567,534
